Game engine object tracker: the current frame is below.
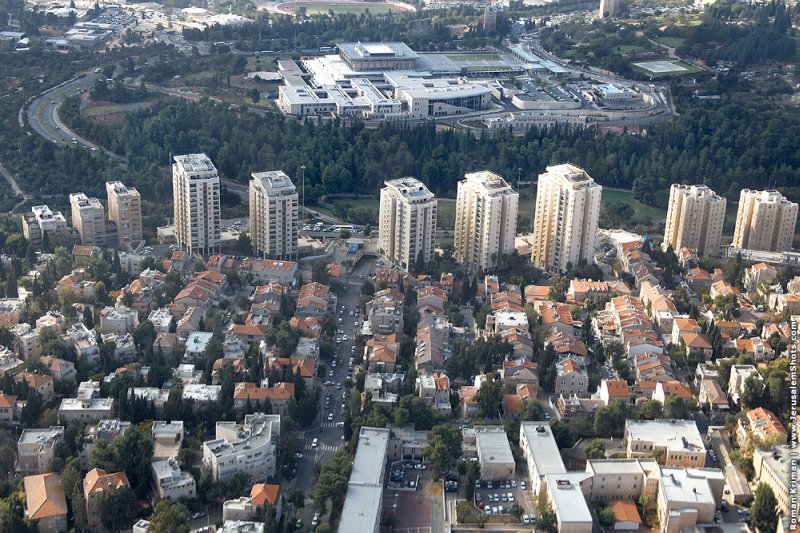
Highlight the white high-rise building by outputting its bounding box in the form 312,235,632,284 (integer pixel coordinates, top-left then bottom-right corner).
662,184,726,258
379,177,437,271
106,181,142,245
172,154,221,256
454,170,519,272
531,164,602,273
249,171,298,260
732,189,798,252
69,193,106,247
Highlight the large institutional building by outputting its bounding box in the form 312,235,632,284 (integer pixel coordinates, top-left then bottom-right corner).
662,184,726,258
106,181,142,246
249,171,299,260
276,42,493,119
531,164,602,273
454,170,519,273
379,177,437,271
172,154,221,256
69,193,106,247
732,189,798,252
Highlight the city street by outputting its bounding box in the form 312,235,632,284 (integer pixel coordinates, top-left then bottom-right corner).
291,256,375,527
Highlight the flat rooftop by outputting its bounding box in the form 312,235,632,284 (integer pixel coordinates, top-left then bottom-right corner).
174,153,217,174
251,171,296,193
337,42,419,60
520,422,566,476
545,474,593,523
659,467,718,505
626,419,705,451
338,427,390,533
476,426,514,465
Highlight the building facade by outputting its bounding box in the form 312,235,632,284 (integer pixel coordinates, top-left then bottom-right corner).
69,193,106,247
105,181,142,245
454,171,519,273
202,413,280,483
662,184,726,258
249,171,298,260
378,178,437,270
531,164,602,273
732,189,798,252
172,154,221,256
22,205,68,248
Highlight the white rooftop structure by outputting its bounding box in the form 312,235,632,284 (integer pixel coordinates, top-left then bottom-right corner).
219,521,264,533
339,427,390,533
182,384,221,403
185,331,214,354
625,419,705,451
519,422,566,495
475,426,515,480
545,474,593,531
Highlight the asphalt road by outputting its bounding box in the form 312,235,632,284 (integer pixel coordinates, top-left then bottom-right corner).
26,71,129,163
291,256,376,529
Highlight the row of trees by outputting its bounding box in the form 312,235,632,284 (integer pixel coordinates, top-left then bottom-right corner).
58,96,800,212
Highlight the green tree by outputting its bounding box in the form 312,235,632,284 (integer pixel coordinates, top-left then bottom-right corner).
664,394,690,419
147,500,190,533
97,485,137,532
597,506,616,528
638,399,663,420
584,439,606,460
593,399,629,437
740,375,765,409
394,395,440,431
474,374,502,419
548,275,568,303
424,425,462,477
751,483,778,533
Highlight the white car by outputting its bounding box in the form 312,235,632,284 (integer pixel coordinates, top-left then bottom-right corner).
311,438,318,448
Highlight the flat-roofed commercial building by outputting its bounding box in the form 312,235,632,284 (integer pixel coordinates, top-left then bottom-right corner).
531,164,602,273
519,422,566,496
454,171,519,273
106,181,142,245
249,171,298,260
336,42,419,71
69,193,106,247
379,178,437,270
662,184,726,258
338,427,390,533
624,419,706,468
475,426,515,480
733,189,798,252
172,154,221,256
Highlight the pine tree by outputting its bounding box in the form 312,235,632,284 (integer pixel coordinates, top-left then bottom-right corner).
83,306,94,329
751,483,778,533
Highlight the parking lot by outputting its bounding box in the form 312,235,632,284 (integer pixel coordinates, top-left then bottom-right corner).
473,478,537,524
389,460,426,490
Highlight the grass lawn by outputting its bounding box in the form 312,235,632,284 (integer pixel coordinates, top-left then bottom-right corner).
445,54,502,62
602,189,666,226
655,36,685,48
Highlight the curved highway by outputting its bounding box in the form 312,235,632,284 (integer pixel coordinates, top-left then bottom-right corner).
25,71,128,163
